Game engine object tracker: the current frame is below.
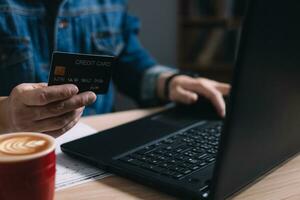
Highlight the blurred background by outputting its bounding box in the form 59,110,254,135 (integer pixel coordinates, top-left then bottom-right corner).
115,0,247,111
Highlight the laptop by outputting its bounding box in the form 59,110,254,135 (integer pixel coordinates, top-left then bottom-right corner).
61,1,300,199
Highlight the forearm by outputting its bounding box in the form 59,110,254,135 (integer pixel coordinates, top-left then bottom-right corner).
0,97,9,133
140,65,177,106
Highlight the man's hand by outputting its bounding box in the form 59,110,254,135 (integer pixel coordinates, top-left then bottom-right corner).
158,74,231,117
0,83,96,137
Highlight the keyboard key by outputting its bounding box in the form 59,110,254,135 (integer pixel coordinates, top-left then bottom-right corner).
165,152,176,157
197,153,208,159
178,155,190,161
148,153,157,158
161,162,172,168
207,149,217,154
183,169,192,175
165,146,173,150
169,165,185,172
184,151,197,157
173,173,184,179
166,159,176,164
157,155,167,161
174,146,186,153
198,161,207,167
192,147,204,153
188,158,199,164
206,157,216,163
139,156,148,162
156,149,166,155
190,165,200,171
179,162,191,168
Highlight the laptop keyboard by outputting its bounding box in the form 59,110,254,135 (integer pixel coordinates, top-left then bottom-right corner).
117,121,223,180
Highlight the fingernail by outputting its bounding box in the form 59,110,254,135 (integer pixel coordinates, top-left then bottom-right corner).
193,94,198,101
71,86,79,94
88,92,97,102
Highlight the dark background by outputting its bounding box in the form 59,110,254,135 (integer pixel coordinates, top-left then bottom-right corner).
115,0,246,111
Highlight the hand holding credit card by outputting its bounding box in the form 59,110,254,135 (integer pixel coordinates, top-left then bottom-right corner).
48,51,115,94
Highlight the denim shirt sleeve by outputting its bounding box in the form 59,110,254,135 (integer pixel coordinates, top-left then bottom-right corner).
140,65,178,106
113,12,169,105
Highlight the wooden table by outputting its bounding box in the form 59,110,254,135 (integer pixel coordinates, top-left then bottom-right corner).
56,108,300,200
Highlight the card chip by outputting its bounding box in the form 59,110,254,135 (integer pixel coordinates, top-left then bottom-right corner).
54,66,66,76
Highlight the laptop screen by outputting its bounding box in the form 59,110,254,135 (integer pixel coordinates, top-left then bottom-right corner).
212,0,300,199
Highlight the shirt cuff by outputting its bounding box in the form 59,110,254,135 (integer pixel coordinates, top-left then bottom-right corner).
140,65,178,106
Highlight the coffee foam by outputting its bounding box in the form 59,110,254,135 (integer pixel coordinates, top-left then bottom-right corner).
0,133,55,163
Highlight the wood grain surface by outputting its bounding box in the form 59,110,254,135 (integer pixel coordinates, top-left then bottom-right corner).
56,108,300,200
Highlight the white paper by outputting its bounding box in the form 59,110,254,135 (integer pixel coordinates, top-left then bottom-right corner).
55,122,111,191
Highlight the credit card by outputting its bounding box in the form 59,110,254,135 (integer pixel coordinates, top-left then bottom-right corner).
48,51,115,94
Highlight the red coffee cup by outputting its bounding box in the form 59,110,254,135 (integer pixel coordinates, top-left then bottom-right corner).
0,132,56,200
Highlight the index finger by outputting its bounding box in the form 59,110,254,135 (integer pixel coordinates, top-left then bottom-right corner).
22,84,79,106
199,86,226,117
216,83,231,95
183,81,226,117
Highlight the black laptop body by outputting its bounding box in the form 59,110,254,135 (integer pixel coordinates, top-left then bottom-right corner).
61,1,300,199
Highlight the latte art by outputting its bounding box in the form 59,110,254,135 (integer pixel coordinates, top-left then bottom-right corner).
0,136,49,156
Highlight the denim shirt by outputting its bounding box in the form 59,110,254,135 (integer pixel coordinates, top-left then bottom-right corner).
0,0,175,115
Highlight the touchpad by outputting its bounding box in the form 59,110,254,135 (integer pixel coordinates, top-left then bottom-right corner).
150,113,198,128
150,107,200,128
